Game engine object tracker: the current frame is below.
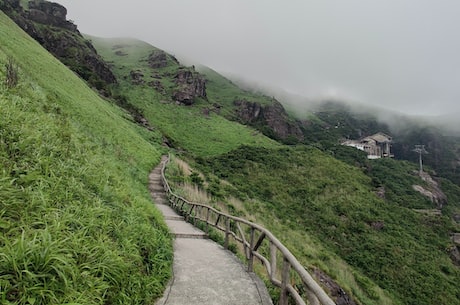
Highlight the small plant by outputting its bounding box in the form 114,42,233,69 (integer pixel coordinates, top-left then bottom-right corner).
4,57,18,88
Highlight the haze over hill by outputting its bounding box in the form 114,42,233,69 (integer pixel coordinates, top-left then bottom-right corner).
58,0,460,117
2,1,460,303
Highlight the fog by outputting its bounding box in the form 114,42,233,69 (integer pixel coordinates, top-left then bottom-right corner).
57,0,460,117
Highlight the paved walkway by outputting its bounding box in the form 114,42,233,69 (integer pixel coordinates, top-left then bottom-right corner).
149,156,273,305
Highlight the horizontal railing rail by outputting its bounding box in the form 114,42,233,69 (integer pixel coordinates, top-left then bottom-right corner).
161,155,336,305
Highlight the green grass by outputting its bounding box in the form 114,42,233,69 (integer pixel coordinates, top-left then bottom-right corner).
197,66,276,116
195,145,460,305
87,33,460,305
0,11,172,304
90,36,280,157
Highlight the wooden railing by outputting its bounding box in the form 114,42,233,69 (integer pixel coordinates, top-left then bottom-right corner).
161,156,336,305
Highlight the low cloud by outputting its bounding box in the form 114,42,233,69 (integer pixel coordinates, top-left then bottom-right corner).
58,0,460,117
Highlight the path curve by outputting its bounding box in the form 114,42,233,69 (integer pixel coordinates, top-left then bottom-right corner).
150,156,273,305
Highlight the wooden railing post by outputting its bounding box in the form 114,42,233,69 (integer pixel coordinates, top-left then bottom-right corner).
205,207,210,234
270,241,277,278
248,228,255,272
280,258,291,305
161,155,337,305
224,217,230,249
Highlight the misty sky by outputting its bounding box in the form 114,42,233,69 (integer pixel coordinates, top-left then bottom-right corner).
56,0,460,116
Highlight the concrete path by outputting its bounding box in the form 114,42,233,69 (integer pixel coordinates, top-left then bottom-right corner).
149,156,273,305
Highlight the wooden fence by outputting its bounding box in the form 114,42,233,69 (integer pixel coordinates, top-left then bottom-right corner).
161,156,336,305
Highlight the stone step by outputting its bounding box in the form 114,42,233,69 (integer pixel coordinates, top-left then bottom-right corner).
165,219,207,239
164,215,185,221
173,233,208,239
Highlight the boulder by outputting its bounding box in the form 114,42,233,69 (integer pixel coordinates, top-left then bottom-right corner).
130,70,144,85
27,1,76,31
412,172,447,208
234,99,304,142
172,69,207,105
148,51,168,69
3,0,117,88
314,268,357,305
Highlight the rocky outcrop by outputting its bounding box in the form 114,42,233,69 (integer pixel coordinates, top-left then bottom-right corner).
130,70,144,85
172,68,207,105
412,172,447,209
234,99,304,142
27,1,76,31
148,50,169,69
449,245,460,266
314,269,357,305
0,0,21,13
148,80,165,93
2,0,117,92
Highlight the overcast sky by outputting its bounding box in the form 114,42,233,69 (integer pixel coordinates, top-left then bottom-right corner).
56,0,460,116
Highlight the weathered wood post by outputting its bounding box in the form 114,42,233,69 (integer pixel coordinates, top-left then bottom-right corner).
280,258,291,305
205,207,210,234
248,228,255,272
270,242,277,278
224,217,230,249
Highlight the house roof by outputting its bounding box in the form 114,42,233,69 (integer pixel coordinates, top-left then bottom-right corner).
367,132,392,143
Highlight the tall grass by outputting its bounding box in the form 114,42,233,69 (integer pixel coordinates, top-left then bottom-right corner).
196,145,460,305
0,11,172,304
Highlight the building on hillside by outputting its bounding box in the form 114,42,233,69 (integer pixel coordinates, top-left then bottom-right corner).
342,132,394,159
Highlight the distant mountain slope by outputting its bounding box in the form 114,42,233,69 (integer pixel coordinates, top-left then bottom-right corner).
0,10,171,304
90,36,281,156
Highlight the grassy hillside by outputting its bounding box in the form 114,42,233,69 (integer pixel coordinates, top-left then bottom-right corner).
0,11,172,304
193,146,460,305
198,66,276,115
90,36,280,157
90,34,460,305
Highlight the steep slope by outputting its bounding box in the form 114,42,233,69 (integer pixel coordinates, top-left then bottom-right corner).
0,11,171,304
90,36,280,156
1,0,116,94
195,146,460,305
200,66,305,143
91,35,460,305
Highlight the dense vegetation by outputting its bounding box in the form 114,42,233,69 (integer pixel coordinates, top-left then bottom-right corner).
0,12,172,304
299,101,460,185
195,146,460,305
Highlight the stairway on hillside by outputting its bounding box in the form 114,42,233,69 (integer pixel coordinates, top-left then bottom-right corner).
149,157,272,305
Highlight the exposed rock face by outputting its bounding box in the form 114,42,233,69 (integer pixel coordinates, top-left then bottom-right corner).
449,245,460,266
148,51,169,69
412,172,447,209
27,1,76,30
454,214,460,223
370,220,385,231
314,269,357,305
148,80,165,93
234,99,304,142
375,186,386,199
172,68,207,105
2,0,117,91
130,70,144,85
